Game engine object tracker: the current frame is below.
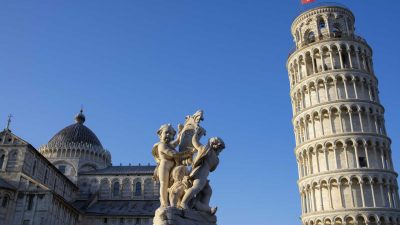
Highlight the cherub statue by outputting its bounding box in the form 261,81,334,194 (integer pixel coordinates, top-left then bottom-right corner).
152,124,191,207
168,165,189,207
180,127,225,214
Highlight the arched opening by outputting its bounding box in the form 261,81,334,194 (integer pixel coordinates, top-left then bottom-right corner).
306,116,314,140
357,216,366,225
312,184,320,211
351,177,362,207
321,109,331,135
313,49,322,73
321,181,329,210
319,19,326,30
332,23,342,38
380,217,387,225
305,52,313,75
368,216,377,225
336,77,346,99
310,148,318,173
345,217,355,225
1,195,9,208
90,179,99,194
331,46,340,70
0,153,5,169
341,46,350,68
372,177,383,206
316,145,326,172
341,107,351,133
6,150,18,171
299,56,305,80
331,108,341,134
334,218,343,225
336,142,346,169
362,178,373,207
135,182,142,196
326,143,335,170
121,179,131,198
326,77,335,101
351,106,361,132
346,76,356,99
305,31,316,44
331,179,341,209
382,179,390,207
100,179,111,199
309,83,317,106
317,80,327,103
296,30,300,44
113,181,120,197
345,141,356,168
322,47,331,70
349,46,358,69
341,178,352,208
144,179,154,198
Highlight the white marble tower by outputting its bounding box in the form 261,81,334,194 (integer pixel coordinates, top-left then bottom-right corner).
287,4,400,225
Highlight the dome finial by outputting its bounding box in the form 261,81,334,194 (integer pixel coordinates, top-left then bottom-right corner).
75,107,85,124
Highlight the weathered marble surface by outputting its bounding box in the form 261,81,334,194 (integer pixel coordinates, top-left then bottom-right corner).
153,207,216,225
152,111,225,225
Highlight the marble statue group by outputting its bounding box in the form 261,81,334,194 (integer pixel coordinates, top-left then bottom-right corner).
152,110,226,225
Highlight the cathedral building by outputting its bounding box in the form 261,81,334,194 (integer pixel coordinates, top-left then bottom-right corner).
0,111,159,225
287,3,400,225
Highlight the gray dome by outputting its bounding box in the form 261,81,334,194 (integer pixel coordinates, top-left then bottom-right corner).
48,111,103,148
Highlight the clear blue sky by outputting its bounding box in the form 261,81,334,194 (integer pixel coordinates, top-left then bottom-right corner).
1,1,399,224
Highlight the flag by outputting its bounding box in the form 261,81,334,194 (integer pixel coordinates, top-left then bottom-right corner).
301,0,315,4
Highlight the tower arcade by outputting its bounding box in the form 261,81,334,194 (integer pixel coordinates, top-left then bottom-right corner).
287,4,400,225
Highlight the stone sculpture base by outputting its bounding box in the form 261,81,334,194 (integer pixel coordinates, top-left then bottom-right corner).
153,207,217,225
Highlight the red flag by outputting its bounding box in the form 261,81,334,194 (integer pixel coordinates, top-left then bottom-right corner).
301,0,315,4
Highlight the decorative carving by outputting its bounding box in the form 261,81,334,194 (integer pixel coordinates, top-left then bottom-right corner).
152,111,226,225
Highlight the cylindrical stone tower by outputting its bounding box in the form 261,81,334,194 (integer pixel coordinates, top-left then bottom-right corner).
287,4,400,225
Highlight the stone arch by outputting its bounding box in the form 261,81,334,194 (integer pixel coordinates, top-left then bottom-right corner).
0,149,6,170
350,176,363,207
53,160,77,176
121,178,132,198
334,217,343,225
90,178,99,194
368,215,378,225
6,149,18,171
111,178,121,198
304,29,316,45
79,163,97,172
322,46,331,70
144,178,154,199
339,177,351,208
331,45,340,69
132,178,142,198
100,178,111,199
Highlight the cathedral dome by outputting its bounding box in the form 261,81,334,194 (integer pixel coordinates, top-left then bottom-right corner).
47,110,103,148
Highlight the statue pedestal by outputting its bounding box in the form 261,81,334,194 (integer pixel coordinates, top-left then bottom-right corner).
153,207,217,225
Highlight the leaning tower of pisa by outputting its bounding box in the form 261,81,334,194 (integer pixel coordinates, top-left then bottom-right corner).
287,4,400,225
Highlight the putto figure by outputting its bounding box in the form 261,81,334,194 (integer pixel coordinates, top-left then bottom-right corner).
152,124,190,207
152,110,226,225
180,127,225,214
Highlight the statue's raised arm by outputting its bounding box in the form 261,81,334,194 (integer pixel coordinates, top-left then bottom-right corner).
191,127,204,153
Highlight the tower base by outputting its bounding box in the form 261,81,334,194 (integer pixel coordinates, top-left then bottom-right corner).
153,207,217,225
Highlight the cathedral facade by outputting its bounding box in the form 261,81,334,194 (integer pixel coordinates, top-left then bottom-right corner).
0,111,159,225
287,3,400,225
